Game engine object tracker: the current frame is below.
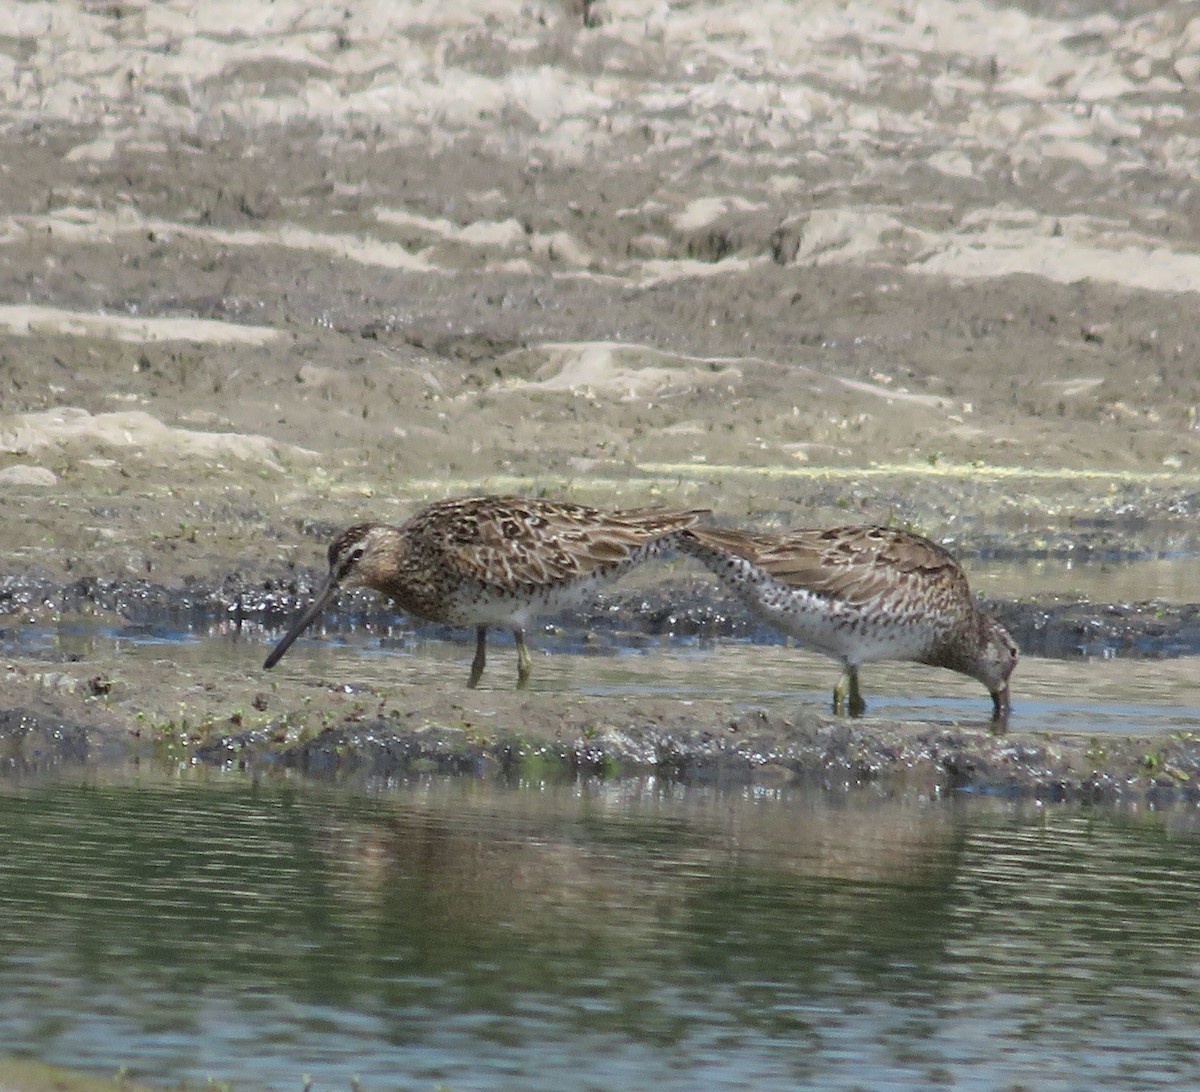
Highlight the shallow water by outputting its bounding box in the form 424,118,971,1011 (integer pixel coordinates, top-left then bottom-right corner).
972,555,1200,604
13,614,1200,738
2,776,1200,1090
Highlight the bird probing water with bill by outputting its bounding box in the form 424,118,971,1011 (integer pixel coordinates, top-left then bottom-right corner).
263,494,709,687
678,523,1017,721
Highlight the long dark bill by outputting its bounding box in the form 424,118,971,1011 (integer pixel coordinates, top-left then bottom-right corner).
263,574,341,669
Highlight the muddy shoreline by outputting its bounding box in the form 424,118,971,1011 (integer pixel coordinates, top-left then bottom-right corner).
5,684,1200,807
3,567,1200,803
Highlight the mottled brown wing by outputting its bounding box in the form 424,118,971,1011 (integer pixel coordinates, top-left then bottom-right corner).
425,495,705,589
691,525,969,607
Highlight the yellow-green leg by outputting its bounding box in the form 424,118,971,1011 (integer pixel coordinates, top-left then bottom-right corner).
514,628,532,689
468,626,488,688
833,665,866,717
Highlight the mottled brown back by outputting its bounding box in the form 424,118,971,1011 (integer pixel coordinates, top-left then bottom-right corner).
404,495,708,590
686,525,972,610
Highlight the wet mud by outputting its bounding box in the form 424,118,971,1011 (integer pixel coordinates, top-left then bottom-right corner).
3,568,1200,803
6,680,1200,807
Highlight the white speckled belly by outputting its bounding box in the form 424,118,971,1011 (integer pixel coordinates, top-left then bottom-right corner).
715,555,939,665
438,544,668,629
438,577,596,629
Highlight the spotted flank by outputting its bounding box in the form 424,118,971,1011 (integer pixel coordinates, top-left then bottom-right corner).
679,525,1018,721
264,494,709,688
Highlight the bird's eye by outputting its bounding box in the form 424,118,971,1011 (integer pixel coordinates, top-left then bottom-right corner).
350,547,365,563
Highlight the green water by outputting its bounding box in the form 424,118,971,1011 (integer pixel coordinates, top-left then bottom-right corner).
1,775,1199,1090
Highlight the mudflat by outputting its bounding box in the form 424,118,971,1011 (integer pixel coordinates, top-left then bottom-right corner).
2,1,1199,800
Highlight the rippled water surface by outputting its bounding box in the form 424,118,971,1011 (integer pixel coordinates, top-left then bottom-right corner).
2,777,1200,1090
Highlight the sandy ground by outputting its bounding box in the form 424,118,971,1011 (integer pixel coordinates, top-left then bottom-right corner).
2,0,1200,800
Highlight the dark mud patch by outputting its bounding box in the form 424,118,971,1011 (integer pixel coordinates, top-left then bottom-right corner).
995,596,1200,660
0,707,135,775
5,570,1200,661
190,705,1200,807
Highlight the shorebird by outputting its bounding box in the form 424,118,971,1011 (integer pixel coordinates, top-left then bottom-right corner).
679,524,1017,720
263,494,708,687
